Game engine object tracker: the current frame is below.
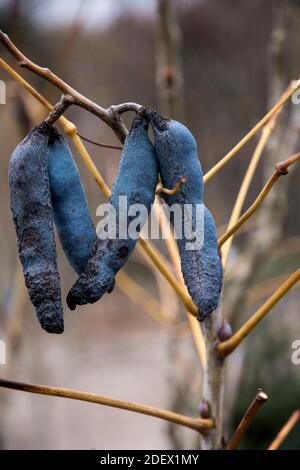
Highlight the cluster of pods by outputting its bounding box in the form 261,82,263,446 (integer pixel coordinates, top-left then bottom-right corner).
9,108,223,334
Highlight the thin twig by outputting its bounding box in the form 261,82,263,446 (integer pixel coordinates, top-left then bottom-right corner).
217,267,300,357
203,82,300,183
138,236,198,316
218,153,300,248
44,94,74,125
221,106,282,269
245,273,297,307
268,410,300,450
0,378,213,434
156,176,186,196
116,270,172,326
76,133,123,150
227,389,268,450
0,31,141,142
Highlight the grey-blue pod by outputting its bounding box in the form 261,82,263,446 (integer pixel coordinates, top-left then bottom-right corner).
66,115,158,310
47,125,96,275
143,109,223,321
8,123,64,333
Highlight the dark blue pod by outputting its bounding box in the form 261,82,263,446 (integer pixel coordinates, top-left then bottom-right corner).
66,115,158,310
8,123,64,333
47,125,96,275
143,109,223,321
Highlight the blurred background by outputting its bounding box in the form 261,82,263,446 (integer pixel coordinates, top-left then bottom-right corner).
0,0,300,450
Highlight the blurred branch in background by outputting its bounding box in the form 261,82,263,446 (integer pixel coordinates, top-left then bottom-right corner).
268,410,300,450
0,378,213,435
245,271,300,307
0,85,34,449
116,270,173,326
218,153,300,250
156,0,184,120
155,0,208,449
203,82,299,183
40,0,87,101
0,263,28,449
153,200,206,367
224,0,300,327
218,267,300,357
220,104,283,269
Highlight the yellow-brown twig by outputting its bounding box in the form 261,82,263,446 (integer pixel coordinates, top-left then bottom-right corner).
221,107,282,269
245,273,300,307
156,176,186,196
116,270,172,326
138,236,198,315
204,82,299,183
217,268,300,357
268,410,300,450
227,389,268,450
218,153,300,248
0,378,213,434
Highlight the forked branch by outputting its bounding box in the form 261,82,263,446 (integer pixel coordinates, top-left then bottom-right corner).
0,378,213,434
204,82,300,183
44,94,74,125
218,153,300,248
0,30,141,142
217,267,300,357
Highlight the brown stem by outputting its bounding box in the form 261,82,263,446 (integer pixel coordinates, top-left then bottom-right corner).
227,389,268,450
0,31,141,142
44,94,74,125
201,309,225,449
268,410,300,450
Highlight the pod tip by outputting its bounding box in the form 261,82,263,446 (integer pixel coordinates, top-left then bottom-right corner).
36,304,64,334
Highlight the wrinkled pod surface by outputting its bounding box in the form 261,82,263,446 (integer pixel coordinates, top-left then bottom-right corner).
47,126,96,275
9,123,64,333
141,107,223,321
67,115,158,310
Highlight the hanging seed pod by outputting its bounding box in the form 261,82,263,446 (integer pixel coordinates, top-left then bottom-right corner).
47,125,96,275
66,115,158,310
142,108,223,321
9,123,64,333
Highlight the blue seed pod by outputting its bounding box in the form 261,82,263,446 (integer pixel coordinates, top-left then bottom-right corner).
143,108,223,321
66,115,158,310
47,126,96,275
8,123,64,333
